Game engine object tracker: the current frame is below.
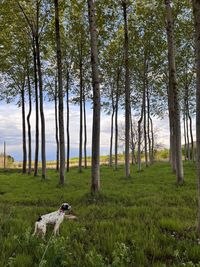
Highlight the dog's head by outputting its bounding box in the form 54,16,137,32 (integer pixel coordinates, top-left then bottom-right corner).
60,203,71,212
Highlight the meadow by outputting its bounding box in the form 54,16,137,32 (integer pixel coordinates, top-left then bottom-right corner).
0,162,199,267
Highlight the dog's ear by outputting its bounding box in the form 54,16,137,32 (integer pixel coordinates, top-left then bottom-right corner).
37,216,42,222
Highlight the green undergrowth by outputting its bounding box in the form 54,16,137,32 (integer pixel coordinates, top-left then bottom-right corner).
0,162,199,267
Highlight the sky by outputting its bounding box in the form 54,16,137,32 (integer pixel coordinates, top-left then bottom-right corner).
0,100,177,162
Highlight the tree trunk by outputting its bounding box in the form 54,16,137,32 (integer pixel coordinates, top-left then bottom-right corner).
35,35,46,179
88,0,101,193
165,0,184,184
109,90,115,167
167,78,176,170
66,70,70,172
143,83,148,167
33,38,39,177
122,1,131,178
21,85,27,174
4,141,6,169
185,79,191,160
79,45,83,173
147,84,152,164
183,114,187,161
27,65,32,174
115,68,120,170
192,0,200,236
138,55,147,171
130,113,135,165
186,111,190,160
138,87,145,172
83,88,87,169
189,113,194,161
54,0,65,185
55,77,59,171
150,117,154,162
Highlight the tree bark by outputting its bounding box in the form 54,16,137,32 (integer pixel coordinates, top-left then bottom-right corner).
79,45,83,173
122,0,131,178
3,141,6,170
147,84,152,165
130,112,135,165
35,34,46,179
21,84,27,174
150,117,154,163
109,89,115,167
54,0,65,185
165,0,184,184
35,0,46,179
27,64,32,174
33,38,39,177
88,0,101,193
83,88,87,169
138,87,145,172
189,113,194,161
192,0,200,236
55,77,59,171
143,81,148,167
183,114,187,161
66,70,70,172
115,68,120,170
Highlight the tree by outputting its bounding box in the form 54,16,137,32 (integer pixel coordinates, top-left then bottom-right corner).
88,0,101,193
54,0,65,185
26,60,32,174
122,0,131,178
192,0,200,236
165,0,184,184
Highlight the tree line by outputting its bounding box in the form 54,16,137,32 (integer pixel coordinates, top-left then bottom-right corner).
1,0,200,230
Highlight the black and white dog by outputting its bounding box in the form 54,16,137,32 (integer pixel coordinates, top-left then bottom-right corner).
32,203,71,238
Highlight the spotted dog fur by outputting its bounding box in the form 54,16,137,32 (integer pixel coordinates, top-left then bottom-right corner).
32,203,71,238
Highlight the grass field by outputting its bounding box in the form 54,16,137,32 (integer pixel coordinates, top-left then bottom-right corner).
0,162,199,267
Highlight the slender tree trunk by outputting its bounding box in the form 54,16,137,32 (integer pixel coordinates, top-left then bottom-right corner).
167,80,176,170
35,32,46,179
130,113,135,165
186,110,190,160
165,0,184,184
55,77,59,171
138,89,145,171
147,84,152,164
21,86,27,174
109,91,115,167
138,58,146,171
193,0,200,236
3,141,6,169
33,38,39,177
66,70,70,172
83,89,87,168
54,0,65,185
143,85,148,167
185,80,190,160
27,65,32,174
122,1,131,178
150,117,154,162
183,114,187,161
79,46,83,173
88,0,101,193
189,113,194,161
115,69,120,170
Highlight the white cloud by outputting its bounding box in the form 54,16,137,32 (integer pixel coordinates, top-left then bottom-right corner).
1,100,193,161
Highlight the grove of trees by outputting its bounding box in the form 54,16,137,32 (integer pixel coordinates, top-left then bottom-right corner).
1,0,200,231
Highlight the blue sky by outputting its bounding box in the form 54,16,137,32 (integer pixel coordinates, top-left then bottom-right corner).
0,100,172,162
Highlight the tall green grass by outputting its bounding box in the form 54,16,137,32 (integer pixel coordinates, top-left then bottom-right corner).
0,162,199,266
